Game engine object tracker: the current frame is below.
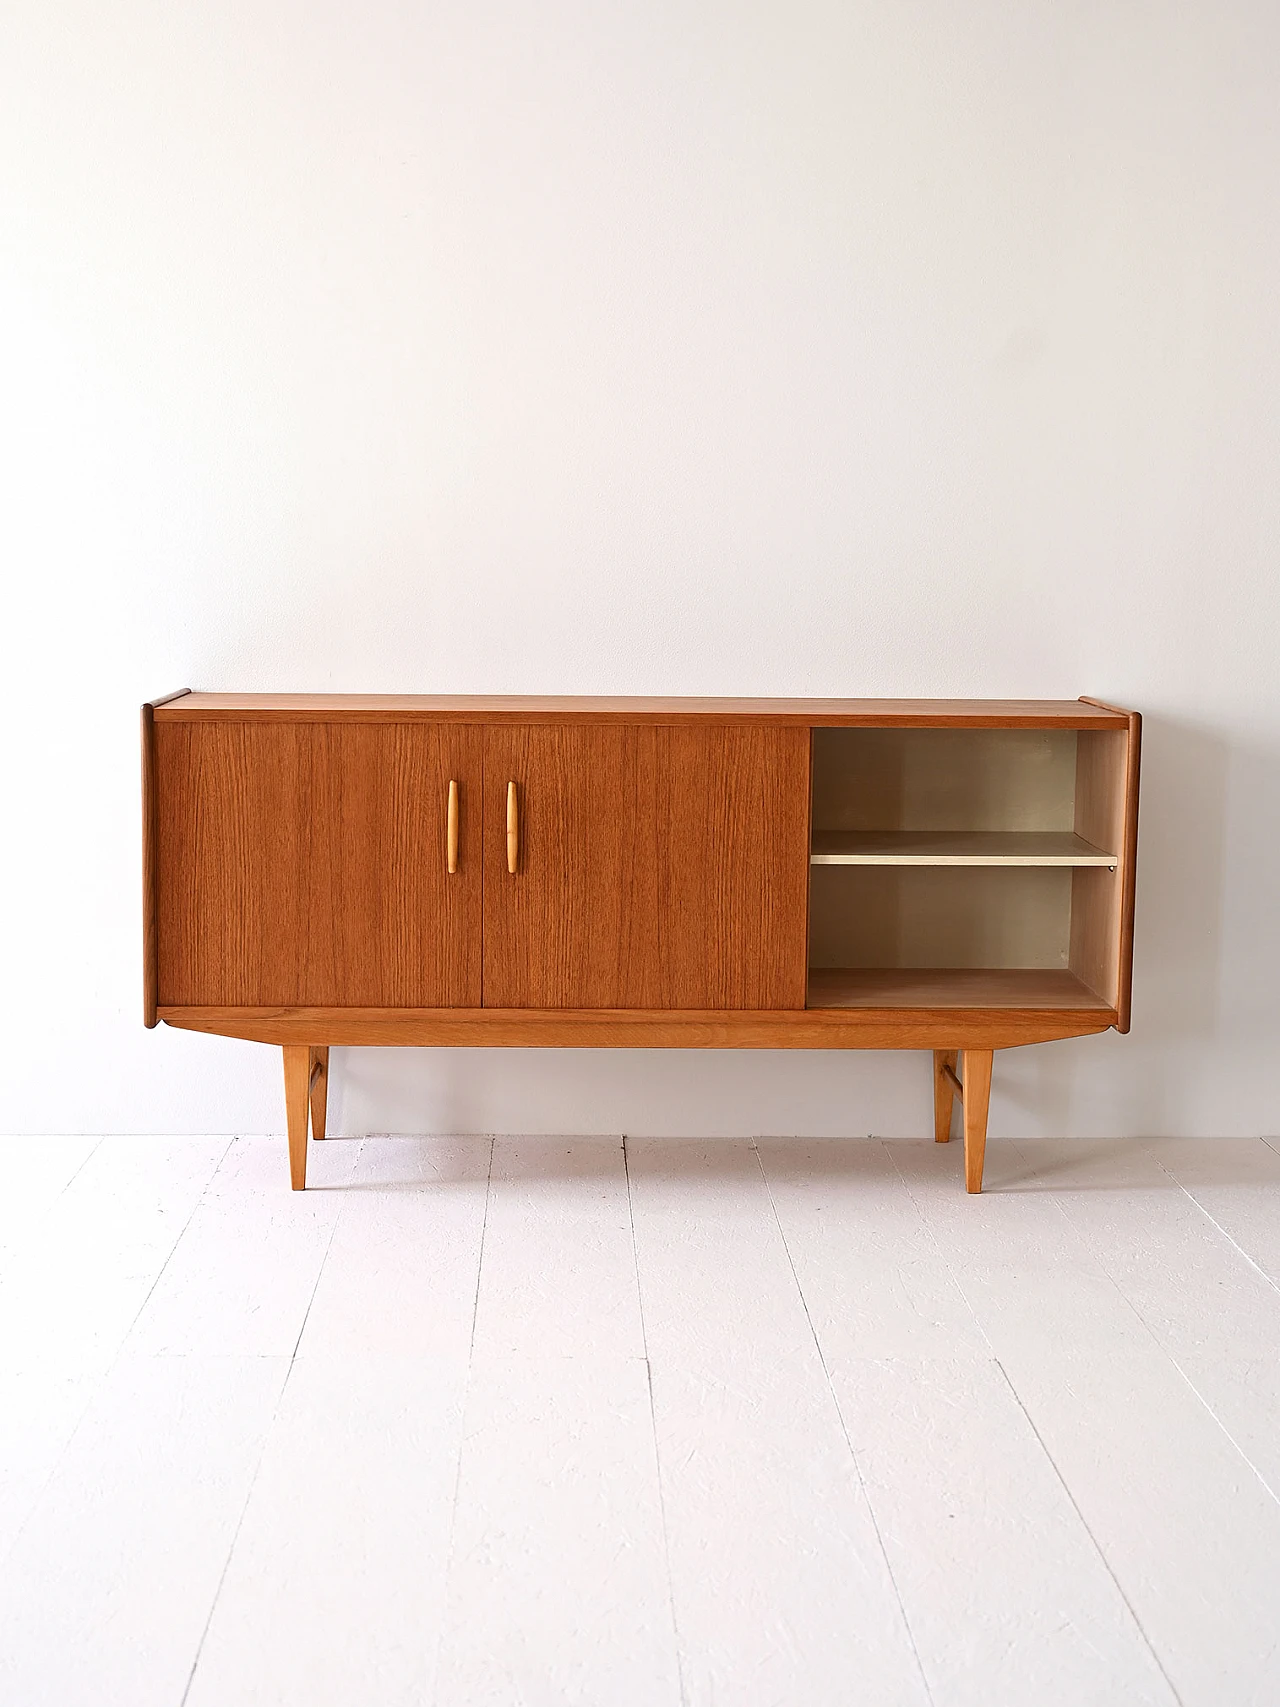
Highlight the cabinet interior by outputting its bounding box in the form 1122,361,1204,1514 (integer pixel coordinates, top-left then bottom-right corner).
807,728,1126,1008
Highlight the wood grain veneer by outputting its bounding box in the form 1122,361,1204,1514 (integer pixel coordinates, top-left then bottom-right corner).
283,1045,310,1190
155,720,482,1006
933,1049,959,1143
481,724,809,1009
155,695,1129,728
309,1046,329,1140
158,1003,1114,1050
961,1049,994,1193
142,689,192,1027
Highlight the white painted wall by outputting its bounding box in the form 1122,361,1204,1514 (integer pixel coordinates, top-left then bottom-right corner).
2,0,1276,1139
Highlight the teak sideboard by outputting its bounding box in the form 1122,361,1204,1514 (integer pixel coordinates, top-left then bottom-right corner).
142,694,1140,1193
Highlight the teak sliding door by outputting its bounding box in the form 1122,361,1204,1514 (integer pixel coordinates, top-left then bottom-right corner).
155,720,482,1006
482,724,810,1009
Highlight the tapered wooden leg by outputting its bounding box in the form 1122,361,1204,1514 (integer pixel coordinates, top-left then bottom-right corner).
933,1049,958,1142
283,1045,310,1190
961,1049,993,1194
309,1047,329,1140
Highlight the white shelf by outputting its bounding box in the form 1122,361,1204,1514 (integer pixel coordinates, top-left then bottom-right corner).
809,831,1118,868
806,968,1114,1010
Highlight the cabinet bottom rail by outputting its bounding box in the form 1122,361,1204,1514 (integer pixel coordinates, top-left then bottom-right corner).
158,1004,1113,1051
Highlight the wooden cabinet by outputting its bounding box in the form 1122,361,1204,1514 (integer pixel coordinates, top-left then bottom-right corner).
143,694,1141,1194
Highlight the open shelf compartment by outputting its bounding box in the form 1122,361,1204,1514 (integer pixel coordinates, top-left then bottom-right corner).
806,725,1130,1014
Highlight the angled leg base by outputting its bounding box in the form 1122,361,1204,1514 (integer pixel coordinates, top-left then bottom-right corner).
932,1049,994,1191
961,1049,993,1193
309,1046,329,1140
933,1050,958,1142
283,1045,311,1190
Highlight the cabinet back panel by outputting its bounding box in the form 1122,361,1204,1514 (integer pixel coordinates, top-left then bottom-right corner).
155,721,482,1006
808,865,1072,970
811,729,1077,832
482,724,809,1009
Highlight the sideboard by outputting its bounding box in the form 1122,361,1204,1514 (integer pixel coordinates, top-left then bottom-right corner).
142,694,1140,1192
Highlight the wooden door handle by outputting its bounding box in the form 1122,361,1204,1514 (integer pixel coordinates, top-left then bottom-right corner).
506,781,519,873
447,779,459,874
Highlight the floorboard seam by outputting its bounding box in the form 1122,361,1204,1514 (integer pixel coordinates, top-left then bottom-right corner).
994,1360,1185,1706
428,1133,496,1707
175,1352,296,1707
889,1140,1188,1701
56,1135,105,1201
1153,1154,1280,1296
0,1135,237,1576
753,1138,936,1707
1028,1146,1280,1511
622,1133,687,1707
177,1133,363,1707
286,1142,359,1364
1150,1341,1280,1510
116,1133,239,1355
882,1140,998,1356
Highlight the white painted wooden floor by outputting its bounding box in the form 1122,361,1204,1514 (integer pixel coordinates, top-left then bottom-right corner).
2,1133,1280,1706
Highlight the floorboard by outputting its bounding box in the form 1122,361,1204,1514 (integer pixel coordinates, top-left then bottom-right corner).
434,1136,677,1706
829,1355,1177,1706
628,1138,929,1707
0,1354,288,1707
5,1134,1280,1707
892,1138,1280,1706
125,1136,356,1357
185,1354,469,1707
433,1352,679,1707
296,1136,490,1360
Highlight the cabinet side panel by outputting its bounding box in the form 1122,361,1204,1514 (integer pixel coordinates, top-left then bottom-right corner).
155,721,482,1006
1113,713,1141,1030
1069,724,1138,1023
141,704,158,1026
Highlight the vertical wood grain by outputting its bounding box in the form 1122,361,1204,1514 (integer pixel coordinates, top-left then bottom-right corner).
283,1045,311,1189
933,1049,958,1143
141,691,191,1028
481,725,810,1010
308,1047,329,1141
961,1049,993,1193
155,722,482,1007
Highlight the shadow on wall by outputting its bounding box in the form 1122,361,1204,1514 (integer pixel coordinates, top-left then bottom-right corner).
1132,712,1230,1043
1000,710,1280,1139
326,1044,923,1143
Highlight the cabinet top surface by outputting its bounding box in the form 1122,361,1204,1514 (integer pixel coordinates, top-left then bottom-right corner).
153,694,1133,728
